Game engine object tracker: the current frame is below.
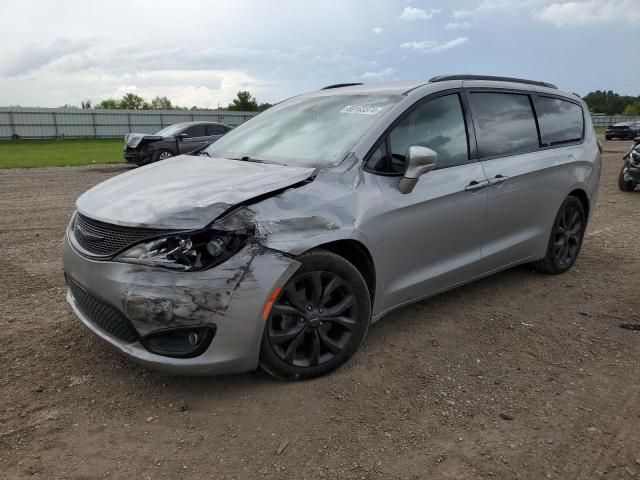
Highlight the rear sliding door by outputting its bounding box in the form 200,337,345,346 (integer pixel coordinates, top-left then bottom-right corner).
467,90,569,273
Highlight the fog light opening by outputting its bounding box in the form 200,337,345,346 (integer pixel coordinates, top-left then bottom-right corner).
141,325,216,358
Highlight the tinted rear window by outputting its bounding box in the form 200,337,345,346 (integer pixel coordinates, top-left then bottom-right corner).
536,96,583,145
470,92,539,158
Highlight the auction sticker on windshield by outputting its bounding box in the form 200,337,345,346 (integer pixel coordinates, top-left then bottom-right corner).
340,105,384,115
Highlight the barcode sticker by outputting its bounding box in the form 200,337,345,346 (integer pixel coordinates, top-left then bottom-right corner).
339,105,384,115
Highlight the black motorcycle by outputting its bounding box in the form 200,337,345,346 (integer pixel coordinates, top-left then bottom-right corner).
619,136,640,192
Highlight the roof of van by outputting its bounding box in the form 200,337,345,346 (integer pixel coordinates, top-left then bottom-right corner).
317,76,573,98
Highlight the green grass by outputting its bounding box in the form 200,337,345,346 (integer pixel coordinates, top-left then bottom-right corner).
0,139,125,168
0,129,614,169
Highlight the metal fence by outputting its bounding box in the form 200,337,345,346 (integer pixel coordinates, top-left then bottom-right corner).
0,107,260,139
1,107,639,139
590,115,640,127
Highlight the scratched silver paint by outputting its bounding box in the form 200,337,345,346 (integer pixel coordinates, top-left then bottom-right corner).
64,79,601,375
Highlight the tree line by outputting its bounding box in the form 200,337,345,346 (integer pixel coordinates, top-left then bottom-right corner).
582,90,640,116
75,91,272,112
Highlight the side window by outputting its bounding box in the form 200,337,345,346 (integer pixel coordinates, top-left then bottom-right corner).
206,124,228,135
536,96,584,146
470,92,539,158
183,125,206,137
390,94,469,171
364,142,394,174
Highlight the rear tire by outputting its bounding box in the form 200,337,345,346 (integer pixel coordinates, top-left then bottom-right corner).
531,196,586,275
618,166,637,192
259,249,371,380
605,135,612,140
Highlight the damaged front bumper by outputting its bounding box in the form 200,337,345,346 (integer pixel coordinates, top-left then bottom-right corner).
63,234,300,375
124,148,150,164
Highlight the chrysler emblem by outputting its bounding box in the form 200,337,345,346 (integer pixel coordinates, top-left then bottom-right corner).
75,223,104,242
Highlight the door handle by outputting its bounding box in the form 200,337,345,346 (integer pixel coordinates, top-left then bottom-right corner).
489,174,509,186
465,180,490,191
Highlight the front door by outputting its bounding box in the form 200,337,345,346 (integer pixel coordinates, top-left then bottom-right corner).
363,93,488,313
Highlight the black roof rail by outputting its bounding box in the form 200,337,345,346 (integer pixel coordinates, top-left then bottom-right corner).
321,83,364,90
429,74,558,90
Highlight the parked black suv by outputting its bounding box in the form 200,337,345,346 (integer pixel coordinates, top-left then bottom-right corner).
605,121,640,140
124,121,230,166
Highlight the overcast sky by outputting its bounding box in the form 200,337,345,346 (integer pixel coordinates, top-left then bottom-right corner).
0,0,637,108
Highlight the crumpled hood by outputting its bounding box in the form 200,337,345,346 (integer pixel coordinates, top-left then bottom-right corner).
125,133,164,148
76,155,315,229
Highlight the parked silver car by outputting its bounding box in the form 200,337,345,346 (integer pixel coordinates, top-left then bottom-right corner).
63,75,601,379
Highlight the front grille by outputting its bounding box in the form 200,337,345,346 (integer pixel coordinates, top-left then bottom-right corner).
68,278,139,343
72,213,176,257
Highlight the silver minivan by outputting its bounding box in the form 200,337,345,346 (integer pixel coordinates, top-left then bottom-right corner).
63,75,601,379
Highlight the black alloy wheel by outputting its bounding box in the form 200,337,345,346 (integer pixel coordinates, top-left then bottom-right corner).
532,195,586,274
260,250,371,380
552,201,583,267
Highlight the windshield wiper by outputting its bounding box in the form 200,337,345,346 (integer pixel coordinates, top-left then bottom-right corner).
228,155,270,164
241,156,268,163
208,153,275,164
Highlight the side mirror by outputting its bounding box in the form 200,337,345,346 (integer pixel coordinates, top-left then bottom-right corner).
398,145,438,194
178,133,189,140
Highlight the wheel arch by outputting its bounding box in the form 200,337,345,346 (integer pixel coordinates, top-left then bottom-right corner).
568,188,590,220
304,239,376,305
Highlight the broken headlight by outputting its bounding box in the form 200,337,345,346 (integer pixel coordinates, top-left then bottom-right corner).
114,229,250,271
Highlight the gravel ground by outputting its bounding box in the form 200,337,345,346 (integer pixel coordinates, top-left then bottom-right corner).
1,139,639,480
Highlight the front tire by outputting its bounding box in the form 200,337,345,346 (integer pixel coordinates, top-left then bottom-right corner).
618,166,637,192
152,149,174,163
260,249,371,380
531,196,586,274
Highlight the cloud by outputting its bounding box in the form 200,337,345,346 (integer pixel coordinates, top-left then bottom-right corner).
400,37,468,54
108,70,260,108
1,38,92,76
445,21,473,29
0,37,369,107
452,0,541,21
399,6,441,21
533,0,640,26
372,27,383,34
361,67,396,80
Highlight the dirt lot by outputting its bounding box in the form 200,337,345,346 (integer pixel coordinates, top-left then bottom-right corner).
1,139,639,479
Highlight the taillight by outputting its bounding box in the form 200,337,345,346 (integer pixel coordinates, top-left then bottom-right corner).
597,140,603,154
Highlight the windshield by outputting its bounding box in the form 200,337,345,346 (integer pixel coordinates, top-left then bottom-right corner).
205,93,400,167
156,124,186,137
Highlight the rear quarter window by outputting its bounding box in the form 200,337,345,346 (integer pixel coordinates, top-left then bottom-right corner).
469,92,540,158
535,96,584,146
